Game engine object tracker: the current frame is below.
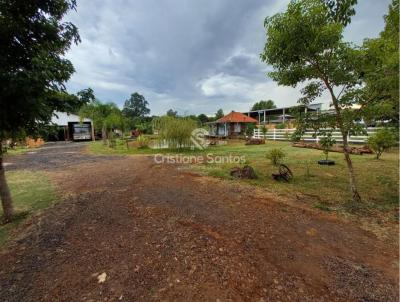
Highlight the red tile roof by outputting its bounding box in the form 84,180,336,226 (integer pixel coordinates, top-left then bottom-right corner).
216,111,258,123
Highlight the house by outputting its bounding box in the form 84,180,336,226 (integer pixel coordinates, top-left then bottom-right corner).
50,112,94,141
207,111,258,138
243,103,322,127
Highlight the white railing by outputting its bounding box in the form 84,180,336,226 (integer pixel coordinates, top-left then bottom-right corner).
253,128,381,144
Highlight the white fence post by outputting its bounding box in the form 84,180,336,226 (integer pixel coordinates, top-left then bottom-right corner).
273,128,276,141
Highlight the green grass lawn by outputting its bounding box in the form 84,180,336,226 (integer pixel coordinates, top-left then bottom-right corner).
89,139,398,220
194,141,399,217
0,171,56,246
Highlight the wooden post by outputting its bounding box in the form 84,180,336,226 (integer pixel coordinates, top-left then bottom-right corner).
91,121,95,141
283,108,286,123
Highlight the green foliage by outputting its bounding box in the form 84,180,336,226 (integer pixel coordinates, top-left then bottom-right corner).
166,109,178,117
319,133,336,160
137,135,150,149
153,116,197,150
324,0,357,25
261,125,268,137
251,100,276,111
290,129,304,142
79,101,119,132
0,0,86,141
245,123,255,137
275,123,288,129
367,128,397,159
266,148,286,166
362,0,399,127
215,109,224,120
122,92,150,120
197,114,209,124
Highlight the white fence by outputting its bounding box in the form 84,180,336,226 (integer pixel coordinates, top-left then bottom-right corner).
253,128,381,144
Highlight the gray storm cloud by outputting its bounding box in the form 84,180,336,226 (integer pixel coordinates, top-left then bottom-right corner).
65,0,390,115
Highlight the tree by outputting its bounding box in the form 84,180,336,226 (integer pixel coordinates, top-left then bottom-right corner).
0,0,84,222
197,114,209,124
166,109,178,118
261,0,364,203
361,0,399,127
215,109,224,120
367,128,397,159
79,101,121,144
251,100,276,111
122,92,150,120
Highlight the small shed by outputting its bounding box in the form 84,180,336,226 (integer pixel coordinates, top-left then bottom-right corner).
50,112,94,141
207,111,258,138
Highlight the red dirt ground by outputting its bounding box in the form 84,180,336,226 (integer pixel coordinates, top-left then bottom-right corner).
0,146,398,301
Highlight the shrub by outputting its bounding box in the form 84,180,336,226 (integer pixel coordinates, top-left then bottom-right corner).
275,122,287,129
367,128,397,159
266,148,286,166
137,135,149,149
319,133,336,160
246,123,255,138
261,125,268,138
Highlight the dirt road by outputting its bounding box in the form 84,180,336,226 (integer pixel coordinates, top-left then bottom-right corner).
0,144,398,301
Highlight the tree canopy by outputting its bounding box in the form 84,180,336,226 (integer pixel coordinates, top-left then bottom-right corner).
122,92,150,119
0,0,85,140
166,109,178,117
362,0,399,126
251,100,277,111
215,109,224,120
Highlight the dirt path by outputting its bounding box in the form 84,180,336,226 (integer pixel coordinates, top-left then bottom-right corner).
0,145,398,301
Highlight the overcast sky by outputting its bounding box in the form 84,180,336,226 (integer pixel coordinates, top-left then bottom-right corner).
65,0,391,116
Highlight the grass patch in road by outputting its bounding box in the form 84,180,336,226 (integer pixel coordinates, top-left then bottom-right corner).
87,139,208,156
0,171,56,246
4,146,32,156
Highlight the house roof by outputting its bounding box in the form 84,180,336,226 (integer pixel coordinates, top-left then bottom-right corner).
216,111,258,123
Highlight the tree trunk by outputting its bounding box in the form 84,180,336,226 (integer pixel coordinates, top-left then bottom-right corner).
342,133,362,203
0,154,14,222
323,79,362,204
102,127,107,146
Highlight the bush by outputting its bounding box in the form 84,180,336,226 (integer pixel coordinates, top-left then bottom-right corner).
261,125,268,138
275,122,287,129
246,123,255,137
367,128,397,159
319,133,336,160
266,148,286,166
137,135,149,149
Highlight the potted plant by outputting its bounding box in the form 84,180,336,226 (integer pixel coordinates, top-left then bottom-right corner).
318,133,336,165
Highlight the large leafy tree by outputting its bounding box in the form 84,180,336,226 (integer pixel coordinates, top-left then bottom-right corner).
362,0,399,127
197,114,209,124
0,0,85,221
261,0,364,203
122,92,150,120
215,109,224,120
251,100,277,111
